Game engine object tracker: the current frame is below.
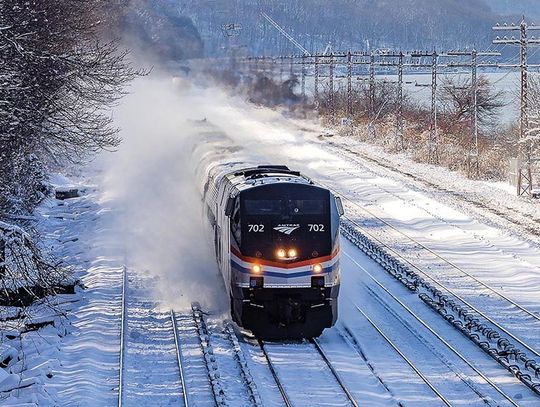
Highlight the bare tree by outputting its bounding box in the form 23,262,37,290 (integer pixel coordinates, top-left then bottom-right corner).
0,0,139,308
439,74,506,126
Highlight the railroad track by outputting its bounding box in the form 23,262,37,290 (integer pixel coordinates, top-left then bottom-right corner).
191,303,228,406
322,177,540,324
120,294,265,407
345,196,540,327
257,338,359,407
170,310,190,407
337,326,404,407
331,182,540,339
118,267,191,407
345,251,520,406
354,303,452,407
191,304,265,406
340,217,540,396
310,338,359,407
224,324,263,406
257,339,293,407
317,179,540,394
326,141,540,240
118,266,127,407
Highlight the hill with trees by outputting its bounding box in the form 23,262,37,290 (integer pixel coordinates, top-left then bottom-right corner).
180,0,536,57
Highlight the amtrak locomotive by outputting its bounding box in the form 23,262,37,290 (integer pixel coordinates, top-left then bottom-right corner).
200,161,344,339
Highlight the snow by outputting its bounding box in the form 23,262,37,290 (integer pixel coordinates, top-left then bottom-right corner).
0,369,21,393
3,75,540,406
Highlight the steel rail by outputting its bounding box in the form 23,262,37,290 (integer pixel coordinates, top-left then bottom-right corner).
192,304,227,406
225,325,264,407
324,170,540,328
342,214,540,360
355,304,452,407
323,176,540,358
257,340,293,407
171,310,190,407
345,251,519,406
118,266,127,407
321,173,540,332
342,192,540,325
310,338,359,407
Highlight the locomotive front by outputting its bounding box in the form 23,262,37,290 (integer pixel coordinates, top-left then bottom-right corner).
228,175,343,339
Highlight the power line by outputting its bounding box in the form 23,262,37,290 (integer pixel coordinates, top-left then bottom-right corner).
493,18,540,196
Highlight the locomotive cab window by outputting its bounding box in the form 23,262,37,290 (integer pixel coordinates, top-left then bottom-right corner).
244,199,282,215
289,199,325,215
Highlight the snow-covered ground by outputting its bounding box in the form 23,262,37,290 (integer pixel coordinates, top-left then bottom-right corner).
3,75,540,406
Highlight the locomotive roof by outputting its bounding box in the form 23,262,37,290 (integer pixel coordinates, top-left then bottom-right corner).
225,165,315,192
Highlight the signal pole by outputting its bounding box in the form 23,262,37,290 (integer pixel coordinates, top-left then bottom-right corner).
494,18,540,196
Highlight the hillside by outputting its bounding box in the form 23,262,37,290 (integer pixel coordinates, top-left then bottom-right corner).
105,0,204,63
180,0,532,57
486,0,540,19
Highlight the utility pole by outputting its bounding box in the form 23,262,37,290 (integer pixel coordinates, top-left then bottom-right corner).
329,53,335,123
367,51,407,149
301,54,307,98
446,50,500,177
314,55,320,108
397,52,404,149
429,51,439,164
0,237,5,278
368,52,376,138
410,51,441,162
289,56,294,78
494,18,540,196
347,51,353,117
470,50,479,176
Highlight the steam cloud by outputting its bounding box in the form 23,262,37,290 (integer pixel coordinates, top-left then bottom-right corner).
99,76,227,312
97,73,340,313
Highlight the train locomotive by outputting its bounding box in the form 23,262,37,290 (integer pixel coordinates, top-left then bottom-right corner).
200,161,344,339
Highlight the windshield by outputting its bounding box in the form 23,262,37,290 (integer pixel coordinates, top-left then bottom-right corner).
235,183,336,261
244,199,326,216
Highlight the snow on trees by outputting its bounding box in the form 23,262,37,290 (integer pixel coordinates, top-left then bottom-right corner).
0,1,137,308
526,74,540,157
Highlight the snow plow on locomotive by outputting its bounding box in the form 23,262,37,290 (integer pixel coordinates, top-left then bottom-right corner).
199,161,344,339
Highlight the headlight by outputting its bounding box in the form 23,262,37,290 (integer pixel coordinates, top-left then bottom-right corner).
288,249,298,258
313,264,323,273
252,264,262,274
277,249,286,258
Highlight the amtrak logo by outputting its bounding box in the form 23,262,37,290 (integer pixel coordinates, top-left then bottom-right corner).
273,224,300,235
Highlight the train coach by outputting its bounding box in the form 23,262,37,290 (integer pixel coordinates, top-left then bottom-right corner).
199,160,344,339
